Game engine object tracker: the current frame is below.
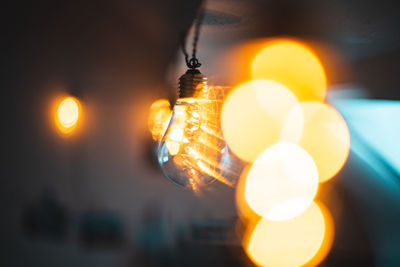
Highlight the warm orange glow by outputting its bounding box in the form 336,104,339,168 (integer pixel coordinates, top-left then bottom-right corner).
148,99,172,142
165,104,187,156
305,203,335,267
244,142,319,221
221,80,299,162
55,97,80,134
158,86,234,190
245,202,334,267
281,101,350,182
236,165,261,224
252,39,327,102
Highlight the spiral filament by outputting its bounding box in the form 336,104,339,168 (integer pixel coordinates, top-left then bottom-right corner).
158,86,242,191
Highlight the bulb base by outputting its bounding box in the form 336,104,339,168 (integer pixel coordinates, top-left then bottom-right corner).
178,69,207,98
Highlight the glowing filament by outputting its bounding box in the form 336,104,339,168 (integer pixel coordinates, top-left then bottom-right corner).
158,87,239,190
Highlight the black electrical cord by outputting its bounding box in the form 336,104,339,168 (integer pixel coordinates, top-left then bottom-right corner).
181,8,205,69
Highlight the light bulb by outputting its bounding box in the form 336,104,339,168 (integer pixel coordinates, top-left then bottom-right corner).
55,96,81,134
157,69,240,191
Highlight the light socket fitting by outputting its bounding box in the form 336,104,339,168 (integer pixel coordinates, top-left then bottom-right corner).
178,69,207,98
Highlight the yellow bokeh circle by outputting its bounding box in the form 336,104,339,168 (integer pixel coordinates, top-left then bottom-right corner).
281,101,350,182
244,142,319,221
221,80,299,162
245,202,334,267
252,39,327,102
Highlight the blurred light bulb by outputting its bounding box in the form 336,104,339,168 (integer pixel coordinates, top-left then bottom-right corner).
221,80,299,162
158,70,240,190
281,101,350,182
245,202,334,267
244,142,319,221
148,99,172,142
252,38,327,102
55,96,80,134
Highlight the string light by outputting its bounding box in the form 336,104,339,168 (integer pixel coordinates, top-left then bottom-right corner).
156,9,241,190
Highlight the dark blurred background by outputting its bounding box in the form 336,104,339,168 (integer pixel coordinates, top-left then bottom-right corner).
4,0,400,266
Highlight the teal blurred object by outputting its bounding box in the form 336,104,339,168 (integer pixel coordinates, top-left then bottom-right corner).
332,99,400,267
333,99,400,176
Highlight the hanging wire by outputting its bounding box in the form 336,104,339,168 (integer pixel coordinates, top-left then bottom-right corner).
181,8,205,69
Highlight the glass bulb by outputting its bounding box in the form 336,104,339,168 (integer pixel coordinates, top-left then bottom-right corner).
157,82,241,191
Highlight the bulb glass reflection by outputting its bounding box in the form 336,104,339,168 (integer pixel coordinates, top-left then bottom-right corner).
158,86,239,191
148,99,172,142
